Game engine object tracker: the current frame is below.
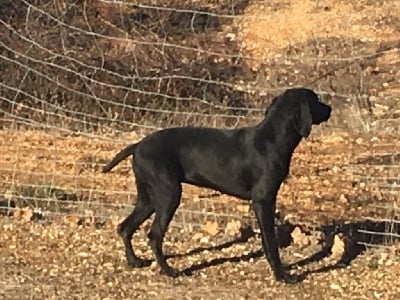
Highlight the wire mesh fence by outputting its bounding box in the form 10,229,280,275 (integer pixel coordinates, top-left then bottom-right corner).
0,0,400,247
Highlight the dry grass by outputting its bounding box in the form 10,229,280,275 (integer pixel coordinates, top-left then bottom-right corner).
239,0,400,60
1,217,400,300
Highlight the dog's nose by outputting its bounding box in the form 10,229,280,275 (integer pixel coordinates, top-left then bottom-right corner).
326,106,332,118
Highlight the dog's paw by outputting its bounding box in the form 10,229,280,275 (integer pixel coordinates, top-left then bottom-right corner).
160,267,184,278
127,258,152,268
276,272,302,284
182,269,194,276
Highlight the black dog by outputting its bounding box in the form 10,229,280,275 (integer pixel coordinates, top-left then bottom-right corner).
102,88,331,283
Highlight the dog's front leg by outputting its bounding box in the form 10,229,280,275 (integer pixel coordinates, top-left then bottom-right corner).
252,186,299,284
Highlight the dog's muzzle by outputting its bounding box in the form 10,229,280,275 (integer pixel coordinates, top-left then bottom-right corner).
313,103,332,125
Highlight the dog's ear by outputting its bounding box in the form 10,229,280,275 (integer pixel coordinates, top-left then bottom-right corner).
295,99,312,137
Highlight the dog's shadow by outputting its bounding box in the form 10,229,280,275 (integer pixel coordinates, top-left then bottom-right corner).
166,226,265,275
166,219,400,279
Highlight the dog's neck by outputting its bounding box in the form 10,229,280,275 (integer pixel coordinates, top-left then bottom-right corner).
255,115,303,159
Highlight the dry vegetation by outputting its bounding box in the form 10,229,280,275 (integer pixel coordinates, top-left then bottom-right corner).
1,0,400,299
1,217,400,300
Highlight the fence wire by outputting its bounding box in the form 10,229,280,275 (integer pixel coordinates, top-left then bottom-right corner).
0,0,399,247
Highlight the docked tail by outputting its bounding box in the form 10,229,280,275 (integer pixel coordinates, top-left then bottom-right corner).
102,143,139,173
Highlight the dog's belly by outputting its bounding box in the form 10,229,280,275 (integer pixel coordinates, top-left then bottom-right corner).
183,173,252,200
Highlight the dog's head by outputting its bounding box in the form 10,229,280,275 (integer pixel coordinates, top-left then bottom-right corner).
271,88,331,138
292,88,331,137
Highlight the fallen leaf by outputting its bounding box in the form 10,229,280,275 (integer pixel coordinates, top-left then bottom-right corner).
323,135,345,143
64,215,81,227
4,190,13,200
378,252,390,265
12,207,34,222
331,234,345,257
291,226,310,246
236,204,250,213
355,138,363,144
12,208,22,219
21,208,34,222
84,210,95,225
339,194,348,204
284,213,296,222
202,221,219,236
200,236,210,244
192,232,204,240
224,220,241,236
105,216,121,228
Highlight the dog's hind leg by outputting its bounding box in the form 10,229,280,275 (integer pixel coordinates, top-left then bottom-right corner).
118,179,154,268
147,180,182,277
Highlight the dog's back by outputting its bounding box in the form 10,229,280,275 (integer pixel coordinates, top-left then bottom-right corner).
102,126,237,172
103,126,254,198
